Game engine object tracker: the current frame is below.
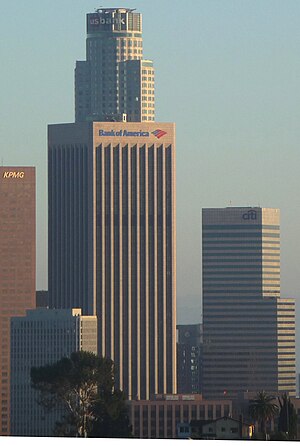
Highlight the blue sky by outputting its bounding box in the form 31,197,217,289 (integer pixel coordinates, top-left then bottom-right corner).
1,1,300,346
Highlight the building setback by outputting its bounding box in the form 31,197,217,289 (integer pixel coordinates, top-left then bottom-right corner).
48,121,177,400
0,167,35,435
202,207,295,399
10,308,97,437
75,8,155,123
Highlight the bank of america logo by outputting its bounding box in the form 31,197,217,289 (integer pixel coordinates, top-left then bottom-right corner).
152,129,167,139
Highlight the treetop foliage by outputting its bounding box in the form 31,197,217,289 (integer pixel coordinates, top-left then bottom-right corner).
31,351,131,438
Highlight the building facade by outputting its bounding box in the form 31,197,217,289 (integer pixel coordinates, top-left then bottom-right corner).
10,308,97,436
0,166,36,435
202,207,295,399
75,8,155,123
127,394,232,439
177,324,203,394
48,121,176,400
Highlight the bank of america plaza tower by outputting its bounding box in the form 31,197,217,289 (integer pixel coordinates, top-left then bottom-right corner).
48,7,177,400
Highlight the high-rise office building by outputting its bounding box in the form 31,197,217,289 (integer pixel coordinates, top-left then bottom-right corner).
48,121,177,399
0,167,36,435
177,324,203,394
75,8,155,123
202,207,295,399
10,308,97,436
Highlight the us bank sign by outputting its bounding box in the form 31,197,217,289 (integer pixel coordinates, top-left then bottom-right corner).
99,129,167,139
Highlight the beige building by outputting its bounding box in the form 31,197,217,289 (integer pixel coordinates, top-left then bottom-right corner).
10,308,97,436
127,394,232,439
202,207,295,399
0,167,36,435
48,121,176,400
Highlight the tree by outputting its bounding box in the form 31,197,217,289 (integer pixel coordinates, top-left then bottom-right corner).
90,388,132,438
249,391,278,440
31,351,131,438
277,393,297,440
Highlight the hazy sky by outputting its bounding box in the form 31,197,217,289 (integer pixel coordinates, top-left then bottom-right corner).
1,1,300,339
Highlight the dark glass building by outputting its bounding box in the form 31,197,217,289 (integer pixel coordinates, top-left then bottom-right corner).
177,324,203,394
10,308,97,436
202,207,295,399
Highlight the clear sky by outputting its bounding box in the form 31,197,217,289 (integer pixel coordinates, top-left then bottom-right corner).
1,0,300,354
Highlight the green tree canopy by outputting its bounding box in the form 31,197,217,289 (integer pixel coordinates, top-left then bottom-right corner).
249,391,278,440
31,351,132,438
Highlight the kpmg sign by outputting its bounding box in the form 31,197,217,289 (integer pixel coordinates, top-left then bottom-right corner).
2,171,25,179
99,129,167,139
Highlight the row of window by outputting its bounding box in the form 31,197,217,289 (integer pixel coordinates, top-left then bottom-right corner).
89,39,142,48
142,96,154,101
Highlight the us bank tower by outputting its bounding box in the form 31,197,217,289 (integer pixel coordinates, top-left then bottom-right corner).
48,8,177,400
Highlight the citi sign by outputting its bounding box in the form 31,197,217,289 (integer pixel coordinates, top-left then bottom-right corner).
2,171,25,179
242,210,257,221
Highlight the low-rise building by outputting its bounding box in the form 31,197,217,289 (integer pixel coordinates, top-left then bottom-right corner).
190,416,254,440
127,394,232,439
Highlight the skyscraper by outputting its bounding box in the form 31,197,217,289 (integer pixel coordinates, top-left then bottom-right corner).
10,308,97,436
48,120,177,400
49,6,176,400
202,207,295,399
0,167,36,435
75,7,155,123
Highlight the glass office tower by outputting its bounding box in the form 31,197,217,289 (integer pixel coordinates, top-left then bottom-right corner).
202,207,295,399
